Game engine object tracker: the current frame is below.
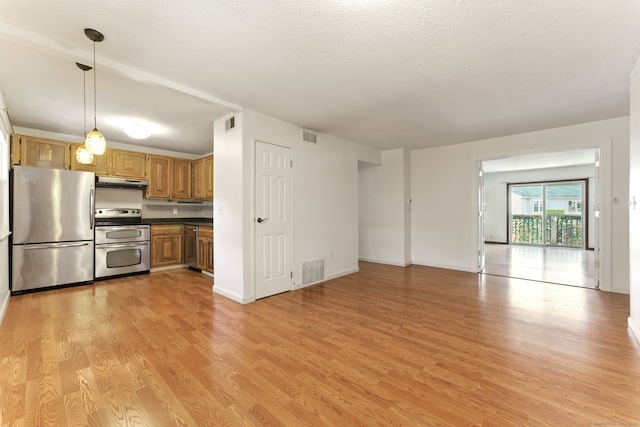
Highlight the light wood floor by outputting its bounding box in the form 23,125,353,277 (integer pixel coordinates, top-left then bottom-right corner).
1,263,638,426
484,243,596,288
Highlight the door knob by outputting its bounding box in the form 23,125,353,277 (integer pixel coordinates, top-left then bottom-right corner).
257,217,268,223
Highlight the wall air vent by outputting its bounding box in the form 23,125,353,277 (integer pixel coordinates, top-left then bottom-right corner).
302,130,317,144
302,259,325,286
225,116,235,132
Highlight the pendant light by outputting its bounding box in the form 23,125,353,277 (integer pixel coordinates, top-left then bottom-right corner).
84,28,106,155
76,62,94,165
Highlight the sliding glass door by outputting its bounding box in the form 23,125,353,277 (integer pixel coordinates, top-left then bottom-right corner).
509,181,585,248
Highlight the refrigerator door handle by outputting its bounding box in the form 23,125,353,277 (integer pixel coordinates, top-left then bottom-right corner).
90,185,95,230
22,242,91,250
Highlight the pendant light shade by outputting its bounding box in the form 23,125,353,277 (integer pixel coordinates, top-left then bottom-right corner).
85,128,106,155
76,146,94,164
84,28,106,155
76,62,94,165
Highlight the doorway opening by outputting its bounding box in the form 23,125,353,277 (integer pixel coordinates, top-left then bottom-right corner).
480,149,598,289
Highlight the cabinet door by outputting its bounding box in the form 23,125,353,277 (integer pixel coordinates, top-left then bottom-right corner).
192,158,205,199
146,155,171,198
111,150,146,179
172,158,192,199
151,234,183,267
19,135,70,169
197,236,207,269
70,144,109,175
206,237,214,273
204,155,214,199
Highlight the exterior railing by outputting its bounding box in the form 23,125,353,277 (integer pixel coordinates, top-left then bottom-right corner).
511,214,582,247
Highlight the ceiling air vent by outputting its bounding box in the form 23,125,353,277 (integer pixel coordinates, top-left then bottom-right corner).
302,130,317,144
225,116,235,132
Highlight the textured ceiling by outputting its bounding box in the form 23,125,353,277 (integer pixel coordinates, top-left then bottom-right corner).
0,1,639,155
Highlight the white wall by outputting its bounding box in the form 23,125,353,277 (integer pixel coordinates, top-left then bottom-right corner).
0,109,9,326
628,60,640,342
484,164,596,247
213,109,366,303
411,117,629,293
359,148,411,266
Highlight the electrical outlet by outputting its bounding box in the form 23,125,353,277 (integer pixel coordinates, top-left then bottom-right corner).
172,208,178,215
329,250,334,259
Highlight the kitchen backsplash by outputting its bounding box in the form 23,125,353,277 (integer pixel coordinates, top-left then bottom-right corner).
142,202,213,219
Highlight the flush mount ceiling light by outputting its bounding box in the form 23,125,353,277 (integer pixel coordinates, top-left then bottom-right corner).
75,62,94,165
124,124,151,139
84,28,106,155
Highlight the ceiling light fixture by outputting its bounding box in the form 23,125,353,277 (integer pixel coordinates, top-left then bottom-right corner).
84,28,106,155
124,124,151,139
75,62,94,165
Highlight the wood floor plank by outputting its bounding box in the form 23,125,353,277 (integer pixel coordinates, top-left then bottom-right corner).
1,264,639,425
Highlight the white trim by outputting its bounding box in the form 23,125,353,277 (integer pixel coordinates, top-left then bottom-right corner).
325,267,360,281
629,317,640,345
201,270,214,278
0,292,9,328
412,259,476,273
358,256,410,267
213,284,255,304
292,267,360,290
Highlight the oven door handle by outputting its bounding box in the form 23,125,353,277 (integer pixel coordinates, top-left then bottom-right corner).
95,226,149,231
97,242,150,249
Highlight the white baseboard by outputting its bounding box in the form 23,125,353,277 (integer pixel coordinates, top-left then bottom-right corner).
629,317,640,345
411,259,474,273
293,267,360,291
0,291,9,328
325,267,360,281
213,285,254,304
358,257,411,267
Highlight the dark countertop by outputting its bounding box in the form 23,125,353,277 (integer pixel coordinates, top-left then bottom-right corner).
144,218,213,227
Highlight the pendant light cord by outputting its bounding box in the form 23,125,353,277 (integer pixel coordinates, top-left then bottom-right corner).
93,41,97,129
83,70,87,134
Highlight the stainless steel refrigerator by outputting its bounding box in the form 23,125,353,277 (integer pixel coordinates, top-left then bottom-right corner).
11,166,95,294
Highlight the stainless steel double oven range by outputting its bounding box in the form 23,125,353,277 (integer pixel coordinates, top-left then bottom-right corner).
94,208,150,279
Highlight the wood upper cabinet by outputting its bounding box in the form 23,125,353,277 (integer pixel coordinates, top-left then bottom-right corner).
111,149,146,179
193,155,213,200
14,135,70,169
172,158,192,199
70,144,110,175
151,224,183,268
197,226,214,273
146,155,192,199
146,155,171,198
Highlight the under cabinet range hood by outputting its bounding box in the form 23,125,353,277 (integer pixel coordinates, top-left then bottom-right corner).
96,176,148,188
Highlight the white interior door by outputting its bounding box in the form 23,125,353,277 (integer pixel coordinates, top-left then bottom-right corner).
255,141,292,299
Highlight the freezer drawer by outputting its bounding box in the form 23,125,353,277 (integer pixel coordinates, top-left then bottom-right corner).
12,241,94,293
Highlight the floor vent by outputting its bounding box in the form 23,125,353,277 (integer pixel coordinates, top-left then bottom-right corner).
302,259,325,285
225,116,235,132
302,130,317,144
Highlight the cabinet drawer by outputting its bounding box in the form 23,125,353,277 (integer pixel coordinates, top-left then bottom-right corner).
151,224,183,236
198,226,213,239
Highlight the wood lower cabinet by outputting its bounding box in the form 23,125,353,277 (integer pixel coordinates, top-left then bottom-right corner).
197,226,214,273
192,155,213,200
151,225,183,268
13,135,70,169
